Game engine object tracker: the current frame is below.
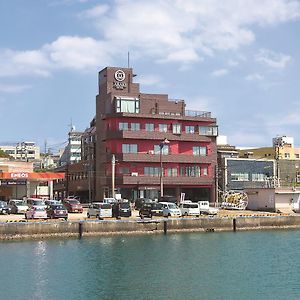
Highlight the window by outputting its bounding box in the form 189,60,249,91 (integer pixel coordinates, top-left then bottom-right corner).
203,166,208,176
119,167,130,174
167,168,178,177
284,153,290,158
154,145,169,155
116,97,140,113
145,123,154,131
252,173,266,182
231,173,249,181
144,167,160,177
193,146,207,156
199,126,218,136
295,154,300,159
131,123,140,131
185,126,195,134
159,124,168,132
180,166,201,177
297,171,300,183
172,124,181,134
122,144,138,153
119,122,128,130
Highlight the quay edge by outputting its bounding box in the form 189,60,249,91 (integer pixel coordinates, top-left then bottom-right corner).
1,216,300,240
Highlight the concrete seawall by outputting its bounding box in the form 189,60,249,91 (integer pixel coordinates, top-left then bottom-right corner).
1,216,300,240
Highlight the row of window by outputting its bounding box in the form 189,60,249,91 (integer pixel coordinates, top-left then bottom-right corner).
122,144,208,156
120,166,208,177
118,122,218,136
231,173,268,182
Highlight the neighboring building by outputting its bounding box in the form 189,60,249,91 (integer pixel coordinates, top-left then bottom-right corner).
238,136,300,187
221,158,275,191
245,187,300,213
0,142,40,161
89,66,218,203
0,158,64,201
59,129,83,166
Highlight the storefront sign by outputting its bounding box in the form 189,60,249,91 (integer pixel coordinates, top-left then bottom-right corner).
113,81,127,90
0,180,27,186
10,172,29,178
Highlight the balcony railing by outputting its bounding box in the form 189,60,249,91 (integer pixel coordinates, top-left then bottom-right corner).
185,110,212,118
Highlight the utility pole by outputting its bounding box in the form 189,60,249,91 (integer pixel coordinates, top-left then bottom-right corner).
112,154,116,198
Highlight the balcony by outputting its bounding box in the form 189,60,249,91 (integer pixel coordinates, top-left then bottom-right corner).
113,153,215,164
112,174,214,186
105,129,216,142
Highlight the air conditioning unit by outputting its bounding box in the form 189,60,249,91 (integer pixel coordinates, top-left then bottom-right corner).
148,150,154,154
131,172,138,176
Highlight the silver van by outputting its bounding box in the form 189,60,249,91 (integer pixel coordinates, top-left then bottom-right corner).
87,202,112,219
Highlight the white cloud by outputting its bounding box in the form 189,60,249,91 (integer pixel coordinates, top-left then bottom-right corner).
0,84,31,93
0,0,300,77
78,4,109,18
245,73,264,81
255,49,292,68
138,74,163,86
211,69,229,77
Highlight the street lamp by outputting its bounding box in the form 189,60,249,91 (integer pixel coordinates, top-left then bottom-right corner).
159,138,170,198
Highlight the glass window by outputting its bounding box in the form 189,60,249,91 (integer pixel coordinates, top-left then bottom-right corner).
145,123,154,131
284,153,290,158
116,98,140,113
203,166,208,176
199,126,218,136
154,145,169,155
185,126,195,134
193,146,207,156
119,122,128,130
231,173,249,181
297,171,300,183
131,123,140,131
180,166,200,177
144,167,160,177
172,124,181,134
252,173,266,181
159,124,168,132
295,154,300,159
122,144,138,153
119,167,130,174
167,168,178,177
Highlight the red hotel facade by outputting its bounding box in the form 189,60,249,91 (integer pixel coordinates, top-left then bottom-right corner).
88,67,218,203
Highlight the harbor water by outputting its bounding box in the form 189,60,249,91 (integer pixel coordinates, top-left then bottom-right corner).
1,230,300,300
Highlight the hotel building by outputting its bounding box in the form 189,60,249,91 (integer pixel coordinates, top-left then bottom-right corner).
87,66,218,203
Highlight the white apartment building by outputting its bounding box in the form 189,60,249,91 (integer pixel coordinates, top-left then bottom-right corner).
59,130,82,166
0,142,40,161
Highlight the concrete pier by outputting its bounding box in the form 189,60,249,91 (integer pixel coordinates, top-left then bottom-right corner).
2,215,300,240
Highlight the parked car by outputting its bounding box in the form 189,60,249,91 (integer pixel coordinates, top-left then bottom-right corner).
117,202,132,217
8,199,28,214
46,204,68,220
179,201,200,217
101,197,117,204
27,198,47,209
45,199,61,206
87,202,112,219
160,202,182,217
0,201,11,214
198,201,219,215
139,202,163,218
64,199,83,213
134,198,153,210
25,207,48,220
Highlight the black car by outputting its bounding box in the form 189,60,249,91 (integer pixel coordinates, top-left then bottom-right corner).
112,202,132,218
46,204,68,220
0,201,11,214
134,198,153,210
150,203,163,216
139,203,153,218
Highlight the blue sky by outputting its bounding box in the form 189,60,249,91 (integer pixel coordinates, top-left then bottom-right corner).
1,0,300,152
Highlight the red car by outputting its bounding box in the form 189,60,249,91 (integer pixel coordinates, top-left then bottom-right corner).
64,200,83,213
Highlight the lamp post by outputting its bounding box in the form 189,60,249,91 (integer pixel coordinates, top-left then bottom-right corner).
112,154,116,198
159,138,170,198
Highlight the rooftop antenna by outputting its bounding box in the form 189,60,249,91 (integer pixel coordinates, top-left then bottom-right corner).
127,51,130,68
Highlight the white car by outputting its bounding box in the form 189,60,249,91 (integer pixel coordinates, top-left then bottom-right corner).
179,201,200,217
198,201,218,215
160,202,182,217
8,199,29,214
87,202,112,219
